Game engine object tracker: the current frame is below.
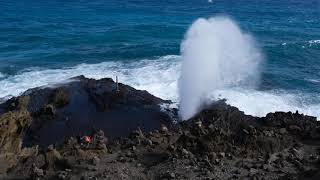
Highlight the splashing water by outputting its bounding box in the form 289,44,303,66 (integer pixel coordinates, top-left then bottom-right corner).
178,16,263,120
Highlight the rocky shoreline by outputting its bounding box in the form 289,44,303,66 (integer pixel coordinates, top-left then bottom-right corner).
0,76,319,180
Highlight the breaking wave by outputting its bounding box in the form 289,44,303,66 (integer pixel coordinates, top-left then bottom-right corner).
0,55,181,101
0,54,319,119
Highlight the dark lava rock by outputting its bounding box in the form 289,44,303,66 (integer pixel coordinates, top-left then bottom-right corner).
0,76,172,148
0,76,319,180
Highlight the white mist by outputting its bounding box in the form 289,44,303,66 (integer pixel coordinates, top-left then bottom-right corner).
178,16,263,120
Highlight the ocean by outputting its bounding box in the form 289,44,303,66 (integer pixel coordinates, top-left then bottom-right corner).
0,0,320,118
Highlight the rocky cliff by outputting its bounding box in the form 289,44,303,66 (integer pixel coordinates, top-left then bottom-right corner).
0,76,319,180
0,76,173,178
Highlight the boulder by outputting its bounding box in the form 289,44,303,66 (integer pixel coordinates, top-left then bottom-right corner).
0,76,173,148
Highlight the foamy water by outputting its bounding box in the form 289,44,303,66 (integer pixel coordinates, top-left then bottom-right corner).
309,39,320,45
0,55,319,119
0,55,181,101
1,1,320,121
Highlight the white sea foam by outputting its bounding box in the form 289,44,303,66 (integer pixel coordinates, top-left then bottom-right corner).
309,40,320,44
0,55,319,119
308,40,320,47
209,88,320,119
306,78,320,84
0,55,181,101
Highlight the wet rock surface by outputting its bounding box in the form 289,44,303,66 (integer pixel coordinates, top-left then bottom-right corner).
0,76,319,179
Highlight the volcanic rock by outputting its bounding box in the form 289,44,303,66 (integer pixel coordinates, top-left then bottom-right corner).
0,76,319,180
0,76,172,148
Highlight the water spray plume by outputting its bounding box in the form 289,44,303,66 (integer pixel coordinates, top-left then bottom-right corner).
178,16,263,120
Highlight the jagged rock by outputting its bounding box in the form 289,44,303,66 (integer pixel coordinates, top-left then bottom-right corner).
91,156,100,166
288,125,302,133
93,130,107,150
31,164,44,180
0,109,31,154
279,128,287,135
144,139,153,146
0,76,172,148
0,77,319,180
0,97,32,175
47,144,54,151
181,148,189,157
243,129,250,135
249,168,258,176
42,104,55,116
218,152,225,158
160,124,169,134
19,145,39,159
126,151,133,158
209,152,217,161
167,144,175,152
290,148,303,161
57,170,69,180
263,164,271,171
52,88,70,108
162,171,176,179
45,149,62,169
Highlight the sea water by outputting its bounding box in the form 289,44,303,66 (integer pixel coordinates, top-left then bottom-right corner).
0,0,320,118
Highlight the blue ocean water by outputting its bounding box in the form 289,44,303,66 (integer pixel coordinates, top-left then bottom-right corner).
0,0,320,118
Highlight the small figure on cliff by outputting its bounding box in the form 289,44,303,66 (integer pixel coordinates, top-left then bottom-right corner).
80,135,92,148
